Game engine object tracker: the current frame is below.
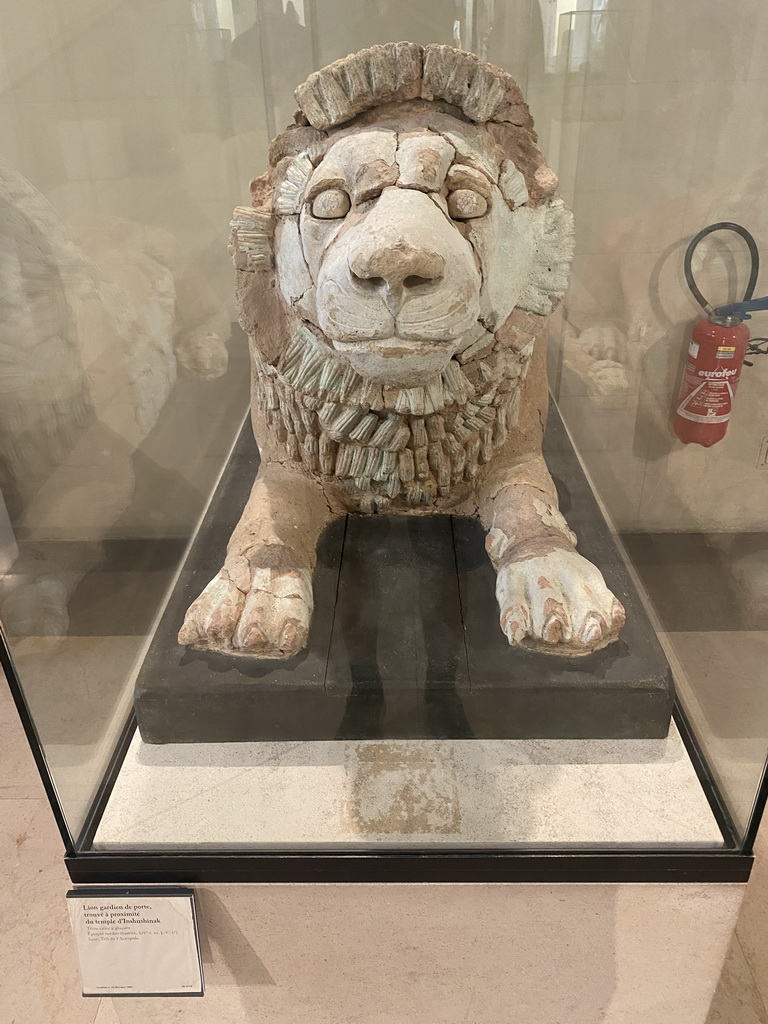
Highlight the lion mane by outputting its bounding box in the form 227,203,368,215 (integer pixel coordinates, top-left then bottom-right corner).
230,43,574,514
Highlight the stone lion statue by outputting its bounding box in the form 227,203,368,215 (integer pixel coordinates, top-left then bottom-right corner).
179,42,625,659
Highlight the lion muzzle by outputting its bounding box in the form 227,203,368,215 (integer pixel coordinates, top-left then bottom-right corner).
349,239,446,315
316,188,480,384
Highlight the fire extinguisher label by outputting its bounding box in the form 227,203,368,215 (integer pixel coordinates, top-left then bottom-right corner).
688,340,700,358
676,378,734,423
716,346,736,358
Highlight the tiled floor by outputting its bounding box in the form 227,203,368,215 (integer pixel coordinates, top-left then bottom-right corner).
1,682,102,1023
707,933,768,1024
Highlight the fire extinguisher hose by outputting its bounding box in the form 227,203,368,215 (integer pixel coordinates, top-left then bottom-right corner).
684,221,768,363
683,221,760,314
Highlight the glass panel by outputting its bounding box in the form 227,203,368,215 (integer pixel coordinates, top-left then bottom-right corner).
0,0,765,854
543,0,768,835
0,0,255,835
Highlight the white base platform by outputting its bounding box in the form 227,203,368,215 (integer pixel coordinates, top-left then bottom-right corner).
93,720,724,849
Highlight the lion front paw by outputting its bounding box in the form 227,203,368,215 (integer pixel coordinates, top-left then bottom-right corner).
496,547,625,657
178,566,313,658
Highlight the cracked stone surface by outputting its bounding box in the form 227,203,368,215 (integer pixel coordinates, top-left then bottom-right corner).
179,42,624,660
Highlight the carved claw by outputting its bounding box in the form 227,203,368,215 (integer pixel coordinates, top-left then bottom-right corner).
179,566,313,658
496,548,624,657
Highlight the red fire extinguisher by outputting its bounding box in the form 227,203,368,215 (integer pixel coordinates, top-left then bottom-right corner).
673,222,768,448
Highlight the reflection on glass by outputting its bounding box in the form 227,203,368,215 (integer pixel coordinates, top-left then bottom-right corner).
0,0,255,833
537,0,768,833
0,0,765,851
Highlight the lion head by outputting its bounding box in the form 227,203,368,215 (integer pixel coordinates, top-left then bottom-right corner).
231,43,574,513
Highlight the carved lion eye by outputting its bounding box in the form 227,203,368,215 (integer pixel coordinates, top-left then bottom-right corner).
447,189,488,221
311,188,351,219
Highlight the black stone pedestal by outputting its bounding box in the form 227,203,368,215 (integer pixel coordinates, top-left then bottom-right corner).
134,407,674,743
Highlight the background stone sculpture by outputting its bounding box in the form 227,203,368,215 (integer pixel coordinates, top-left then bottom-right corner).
179,43,626,659
0,165,230,637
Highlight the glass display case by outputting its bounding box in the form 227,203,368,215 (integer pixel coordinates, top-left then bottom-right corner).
1,0,767,884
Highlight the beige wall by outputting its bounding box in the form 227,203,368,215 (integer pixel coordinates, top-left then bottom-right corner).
528,0,768,534
8,0,765,544
4,0,767,540
0,0,268,305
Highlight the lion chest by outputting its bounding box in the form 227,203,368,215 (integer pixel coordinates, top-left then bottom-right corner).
252,322,534,513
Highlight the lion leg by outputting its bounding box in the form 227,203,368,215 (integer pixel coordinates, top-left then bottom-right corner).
179,463,335,657
476,455,625,656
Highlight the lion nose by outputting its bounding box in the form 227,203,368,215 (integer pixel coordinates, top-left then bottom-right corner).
350,242,445,301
